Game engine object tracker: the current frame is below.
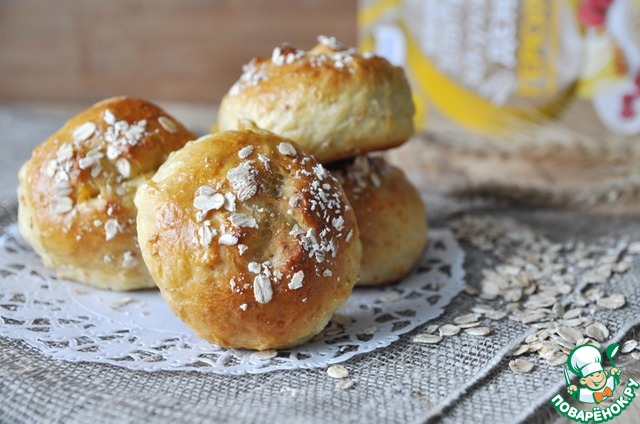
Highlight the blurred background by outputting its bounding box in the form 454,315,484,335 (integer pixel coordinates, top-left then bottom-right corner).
0,0,356,105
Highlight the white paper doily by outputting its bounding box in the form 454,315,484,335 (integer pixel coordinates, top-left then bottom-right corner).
0,223,464,375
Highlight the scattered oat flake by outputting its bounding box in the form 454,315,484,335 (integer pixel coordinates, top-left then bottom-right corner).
198,222,214,248
57,142,73,162
116,158,131,178
253,275,272,304
628,242,640,254
511,345,530,356
318,35,345,50
52,196,73,214
413,334,442,344
257,153,270,165
327,365,349,379
335,379,355,390
219,234,239,246
277,142,296,156
122,251,137,268
509,359,534,374
323,327,343,337
425,325,439,334
289,194,300,208
345,229,354,243
486,311,507,320
458,321,482,329
472,304,495,314
54,181,72,196
454,313,480,325
224,192,236,212
596,294,626,310
439,324,461,336
194,191,225,212
227,161,258,201
557,327,583,344
240,303,248,311
46,160,57,177
158,116,178,133
251,350,277,360
230,213,258,228
563,308,583,320
363,326,377,335
104,109,116,125
78,155,97,170
585,323,609,342
105,145,121,161
551,302,565,317
622,340,638,353
104,219,120,241
73,122,96,142
465,327,492,336
381,292,400,303
238,145,254,159
288,270,304,290
547,353,568,366
614,260,632,273
109,297,134,309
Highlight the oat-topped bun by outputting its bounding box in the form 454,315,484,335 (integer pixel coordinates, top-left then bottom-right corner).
135,121,362,350
17,97,196,290
218,35,415,163
331,155,427,286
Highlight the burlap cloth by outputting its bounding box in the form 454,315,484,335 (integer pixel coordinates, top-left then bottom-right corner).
1,103,639,423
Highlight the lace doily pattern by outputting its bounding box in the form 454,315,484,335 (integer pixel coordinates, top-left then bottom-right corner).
0,223,464,375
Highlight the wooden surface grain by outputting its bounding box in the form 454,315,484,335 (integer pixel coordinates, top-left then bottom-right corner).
0,0,356,103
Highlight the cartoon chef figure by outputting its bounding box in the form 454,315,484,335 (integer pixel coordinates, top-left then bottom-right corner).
566,344,621,404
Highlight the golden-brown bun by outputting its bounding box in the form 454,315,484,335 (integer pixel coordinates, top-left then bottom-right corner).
18,97,196,290
134,121,362,350
218,36,415,163
330,155,427,286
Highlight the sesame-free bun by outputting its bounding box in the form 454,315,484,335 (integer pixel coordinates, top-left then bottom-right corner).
331,155,427,286
134,121,362,350
17,97,196,290
218,36,415,163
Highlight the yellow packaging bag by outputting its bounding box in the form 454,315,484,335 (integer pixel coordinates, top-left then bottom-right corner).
359,0,640,137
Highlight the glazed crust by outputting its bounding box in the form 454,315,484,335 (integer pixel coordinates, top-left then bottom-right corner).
218,38,415,163
330,155,428,286
17,96,196,290
135,123,362,350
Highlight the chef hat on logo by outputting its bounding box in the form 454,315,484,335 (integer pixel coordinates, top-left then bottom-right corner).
568,344,604,378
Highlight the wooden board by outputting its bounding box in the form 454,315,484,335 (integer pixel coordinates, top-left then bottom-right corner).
0,0,356,103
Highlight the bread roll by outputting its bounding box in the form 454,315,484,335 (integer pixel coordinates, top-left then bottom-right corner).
218,36,415,163
331,155,427,286
135,122,362,350
18,96,196,290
